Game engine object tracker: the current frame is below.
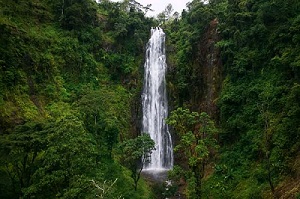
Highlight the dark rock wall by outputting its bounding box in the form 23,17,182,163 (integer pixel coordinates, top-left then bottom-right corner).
192,18,222,122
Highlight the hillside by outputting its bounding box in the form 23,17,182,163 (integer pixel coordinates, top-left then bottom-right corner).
0,0,156,198
0,0,300,199
164,0,300,198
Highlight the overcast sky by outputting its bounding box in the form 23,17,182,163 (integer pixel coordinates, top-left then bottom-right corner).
110,0,191,17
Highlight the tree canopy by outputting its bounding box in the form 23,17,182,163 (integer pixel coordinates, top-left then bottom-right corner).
0,0,299,198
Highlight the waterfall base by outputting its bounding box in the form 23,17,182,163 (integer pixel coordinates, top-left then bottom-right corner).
142,169,169,183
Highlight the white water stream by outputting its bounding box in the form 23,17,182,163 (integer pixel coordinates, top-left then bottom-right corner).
142,27,173,171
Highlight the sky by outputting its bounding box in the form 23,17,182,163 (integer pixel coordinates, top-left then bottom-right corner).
110,0,191,17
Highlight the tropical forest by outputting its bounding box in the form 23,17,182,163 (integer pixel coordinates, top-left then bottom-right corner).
0,0,299,198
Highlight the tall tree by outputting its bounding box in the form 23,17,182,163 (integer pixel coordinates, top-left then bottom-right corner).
167,108,218,198
119,134,155,191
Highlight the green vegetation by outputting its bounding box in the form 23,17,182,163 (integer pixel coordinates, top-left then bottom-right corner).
0,0,156,198
1,0,299,198
167,108,218,198
119,134,155,191
163,0,300,198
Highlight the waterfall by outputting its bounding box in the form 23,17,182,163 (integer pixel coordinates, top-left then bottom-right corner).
142,27,173,170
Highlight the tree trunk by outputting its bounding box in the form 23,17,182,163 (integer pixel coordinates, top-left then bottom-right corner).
193,165,202,199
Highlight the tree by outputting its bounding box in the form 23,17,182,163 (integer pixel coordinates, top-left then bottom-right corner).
23,114,98,198
90,178,123,199
119,134,155,191
77,87,130,160
167,108,218,199
157,3,174,24
49,0,98,30
257,81,284,199
157,12,167,24
0,122,47,198
0,112,99,198
122,0,153,14
164,3,174,20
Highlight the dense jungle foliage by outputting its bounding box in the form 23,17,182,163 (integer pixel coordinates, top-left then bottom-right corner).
0,0,299,198
0,0,156,198
163,0,300,198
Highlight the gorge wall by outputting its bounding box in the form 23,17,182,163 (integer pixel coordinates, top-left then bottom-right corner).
191,18,223,121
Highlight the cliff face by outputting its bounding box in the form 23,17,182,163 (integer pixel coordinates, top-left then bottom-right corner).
192,18,222,121
164,0,300,196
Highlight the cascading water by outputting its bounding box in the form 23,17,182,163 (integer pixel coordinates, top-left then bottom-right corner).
142,27,173,171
